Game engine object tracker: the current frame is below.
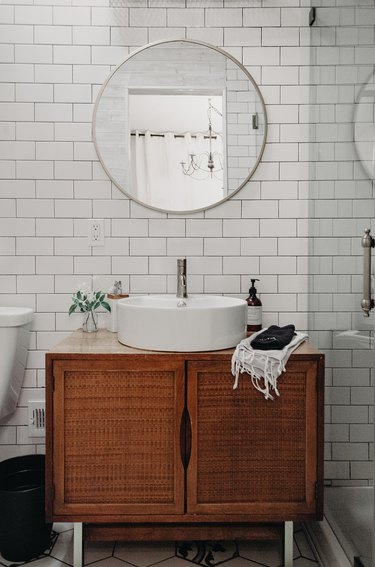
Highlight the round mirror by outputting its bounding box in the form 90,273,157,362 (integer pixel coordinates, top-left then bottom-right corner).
93,39,267,214
354,71,375,179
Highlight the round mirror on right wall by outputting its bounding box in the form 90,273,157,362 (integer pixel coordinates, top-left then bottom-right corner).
93,39,267,214
354,71,375,179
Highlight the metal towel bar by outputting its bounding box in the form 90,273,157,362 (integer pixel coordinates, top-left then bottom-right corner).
361,228,375,316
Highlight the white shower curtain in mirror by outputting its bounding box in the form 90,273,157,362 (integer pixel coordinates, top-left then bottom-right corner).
130,131,224,211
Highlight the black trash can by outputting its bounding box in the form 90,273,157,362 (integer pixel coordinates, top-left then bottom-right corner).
0,454,52,562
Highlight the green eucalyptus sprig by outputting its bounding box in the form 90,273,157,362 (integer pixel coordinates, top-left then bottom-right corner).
68,286,111,316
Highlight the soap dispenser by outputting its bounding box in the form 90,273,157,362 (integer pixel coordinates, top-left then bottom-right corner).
246,278,262,332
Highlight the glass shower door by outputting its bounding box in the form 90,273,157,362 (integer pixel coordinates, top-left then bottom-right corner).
308,2,375,566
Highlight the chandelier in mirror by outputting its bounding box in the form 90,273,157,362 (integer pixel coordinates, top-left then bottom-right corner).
180,98,224,181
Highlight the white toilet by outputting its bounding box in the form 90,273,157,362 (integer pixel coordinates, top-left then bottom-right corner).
0,307,34,420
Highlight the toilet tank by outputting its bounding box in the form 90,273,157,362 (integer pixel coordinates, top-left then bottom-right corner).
0,307,34,420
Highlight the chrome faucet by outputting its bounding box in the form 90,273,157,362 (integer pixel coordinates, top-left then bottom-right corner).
176,258,188,299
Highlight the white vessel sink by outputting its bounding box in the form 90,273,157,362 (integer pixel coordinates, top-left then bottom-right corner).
117,295,247,352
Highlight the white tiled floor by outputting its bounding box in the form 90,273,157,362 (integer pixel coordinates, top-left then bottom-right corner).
0,523,319,567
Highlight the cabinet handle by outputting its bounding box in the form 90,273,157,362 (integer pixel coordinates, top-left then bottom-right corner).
180,406,192,470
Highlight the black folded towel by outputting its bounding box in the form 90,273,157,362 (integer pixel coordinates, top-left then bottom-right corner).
250,325,296,351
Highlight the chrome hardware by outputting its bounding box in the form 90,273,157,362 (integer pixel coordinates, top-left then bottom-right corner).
361,228,375,316
176,258,188,299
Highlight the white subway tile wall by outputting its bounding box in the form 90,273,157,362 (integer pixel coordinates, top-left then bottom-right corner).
0,0,373,485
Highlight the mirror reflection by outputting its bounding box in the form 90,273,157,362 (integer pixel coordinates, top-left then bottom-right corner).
354,71,375,179
129,93,224,211
93,40,267,213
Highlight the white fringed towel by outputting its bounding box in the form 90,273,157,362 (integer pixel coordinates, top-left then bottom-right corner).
231,328,308,400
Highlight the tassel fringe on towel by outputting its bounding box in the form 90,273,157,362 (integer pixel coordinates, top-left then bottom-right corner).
231,328,308,400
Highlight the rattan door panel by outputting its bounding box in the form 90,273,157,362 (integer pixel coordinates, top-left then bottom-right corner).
186,359,319,517
52,359,185,516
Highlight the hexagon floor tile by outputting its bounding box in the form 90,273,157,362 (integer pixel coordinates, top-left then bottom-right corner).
0,523,318,567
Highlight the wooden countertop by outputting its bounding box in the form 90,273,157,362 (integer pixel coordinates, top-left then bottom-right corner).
47,329,322,359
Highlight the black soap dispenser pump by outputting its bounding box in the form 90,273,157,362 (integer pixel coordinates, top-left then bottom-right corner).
246,279,262,332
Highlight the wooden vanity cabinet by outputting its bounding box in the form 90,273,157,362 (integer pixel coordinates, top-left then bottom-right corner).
45,331,324,540
187,359,322,519
48,357,186,518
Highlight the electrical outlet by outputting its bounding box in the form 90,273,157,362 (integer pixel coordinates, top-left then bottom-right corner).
88,219,105,246
28,401,45,437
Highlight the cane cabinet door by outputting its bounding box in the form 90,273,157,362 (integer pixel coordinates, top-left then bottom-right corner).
51,358,185,517
186,359,323,520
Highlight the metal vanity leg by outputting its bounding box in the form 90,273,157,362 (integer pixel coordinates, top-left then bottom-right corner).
73,522,84,567
283,521,293,567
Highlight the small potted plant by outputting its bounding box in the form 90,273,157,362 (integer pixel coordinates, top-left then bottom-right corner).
69,284,111,333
